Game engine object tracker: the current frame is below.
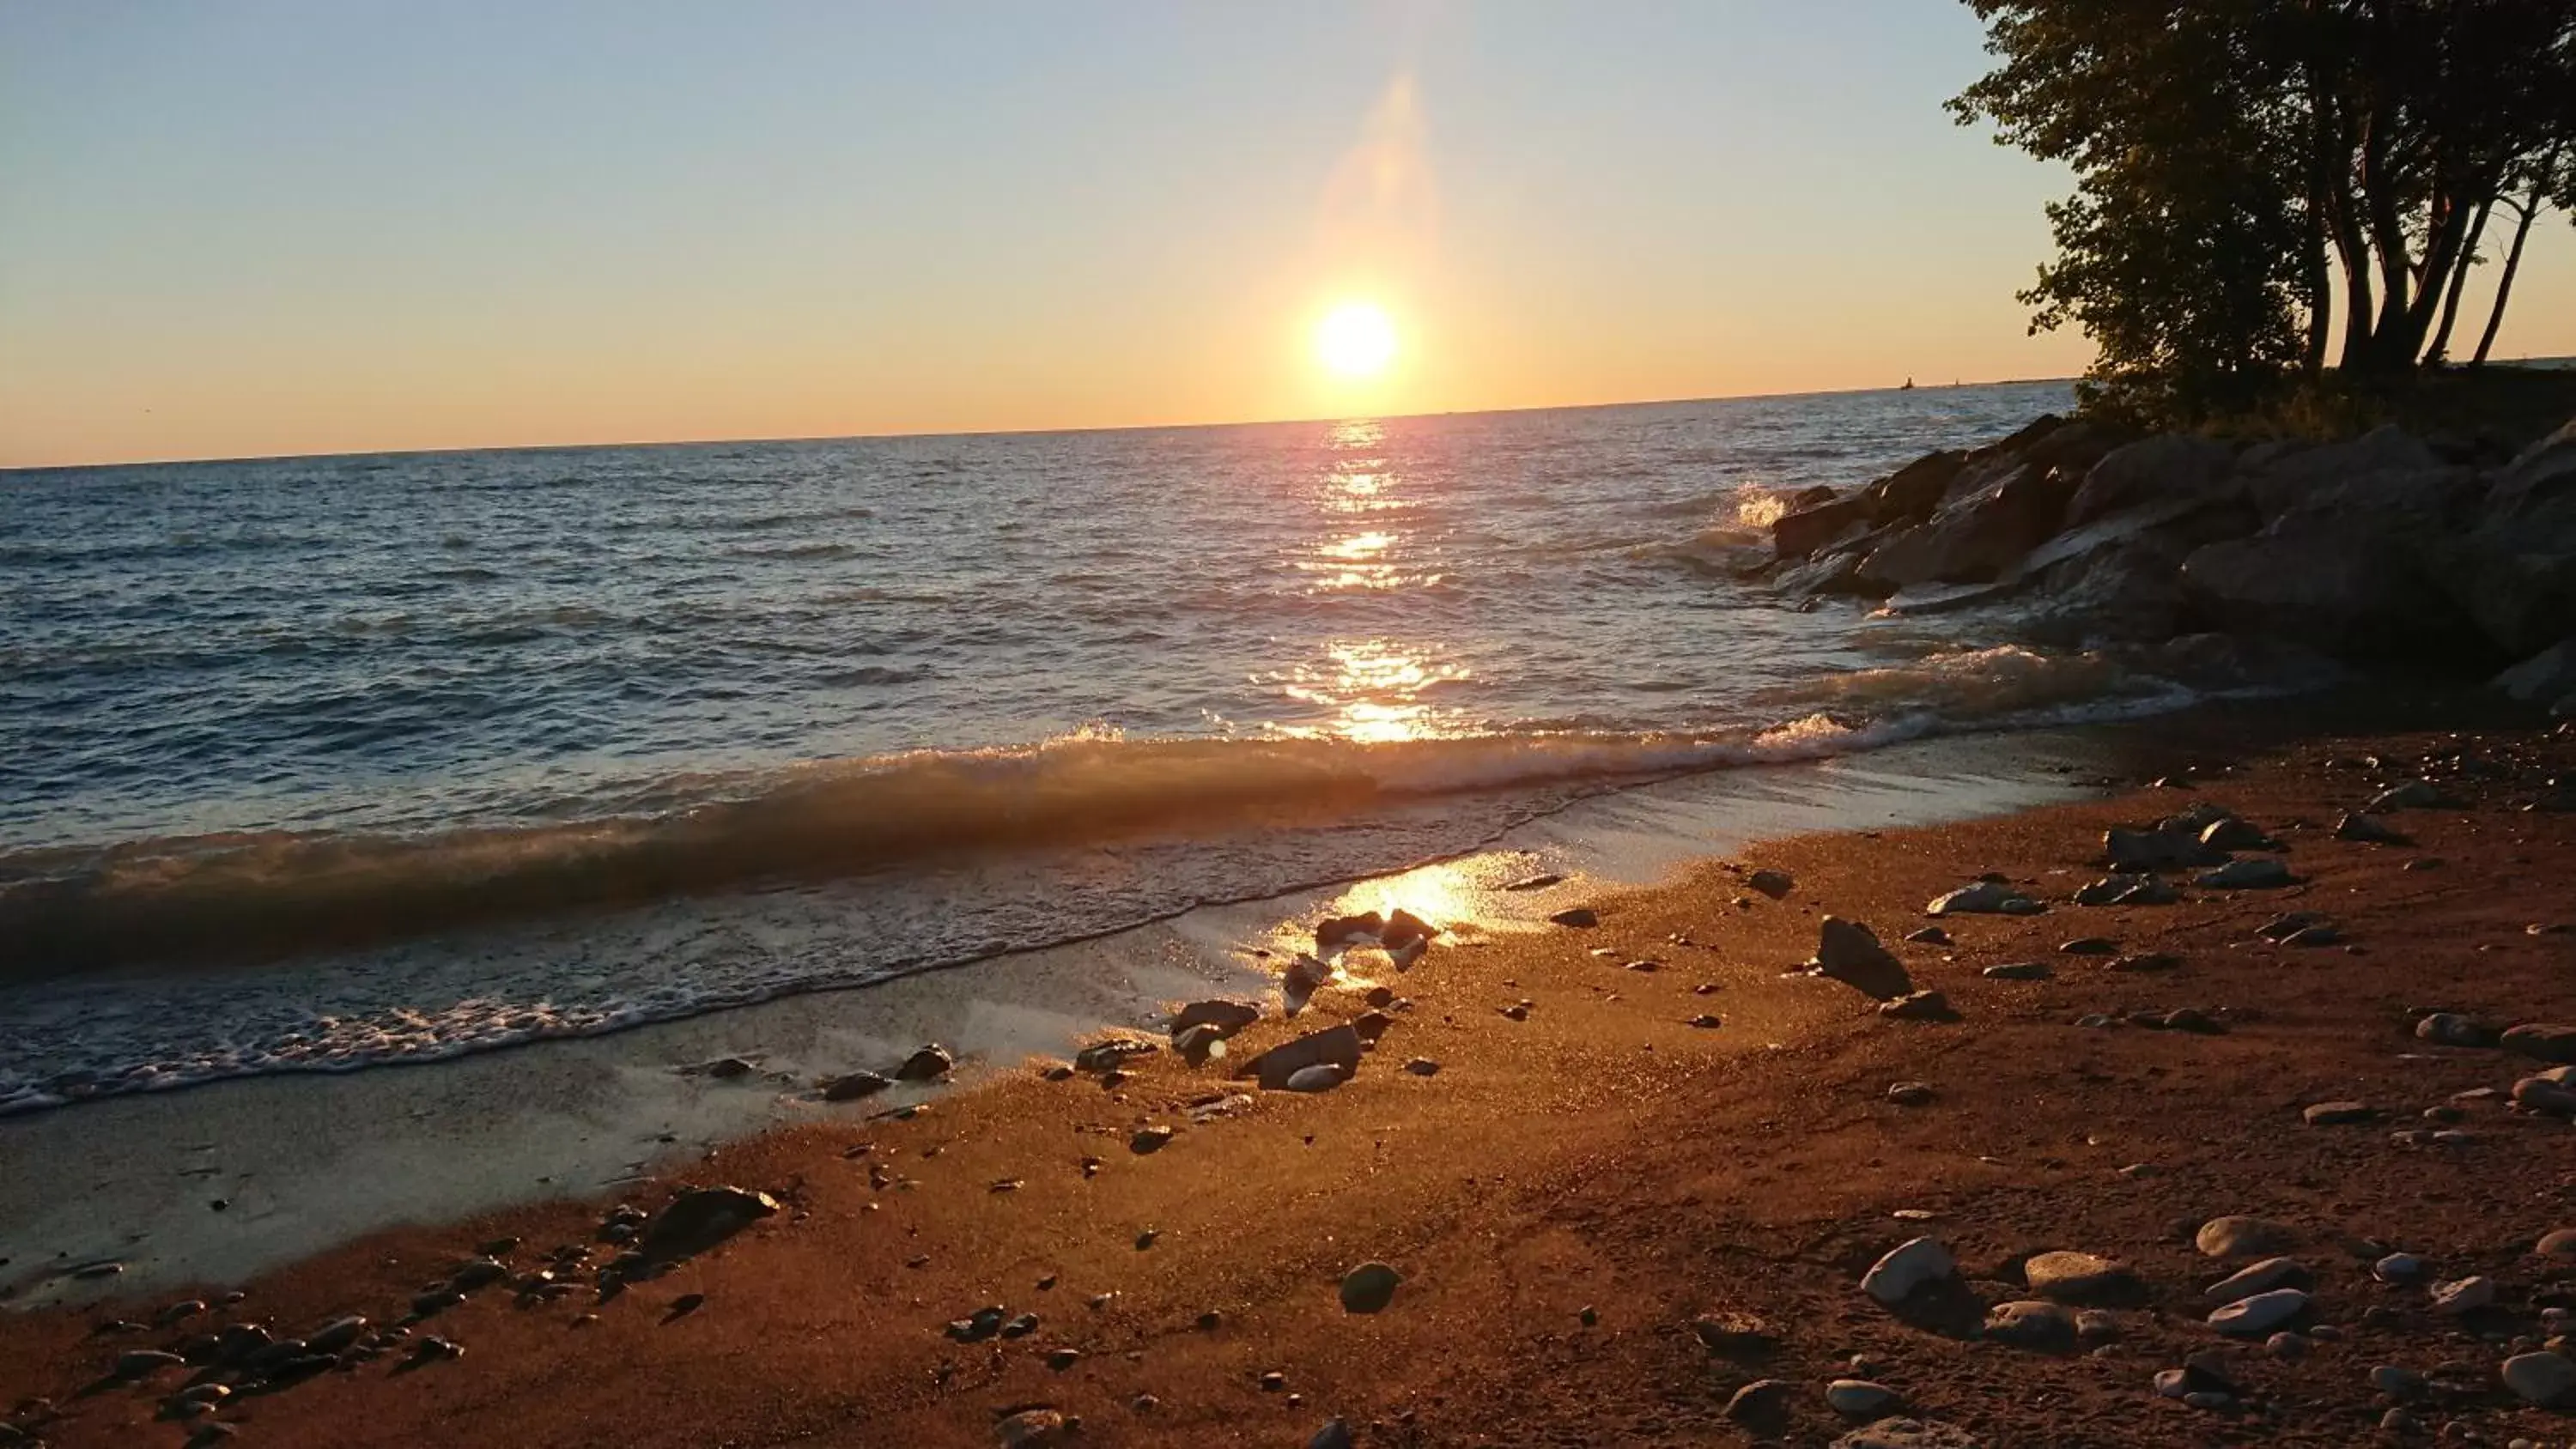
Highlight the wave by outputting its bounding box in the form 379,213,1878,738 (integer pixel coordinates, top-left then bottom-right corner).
0,715,1946,981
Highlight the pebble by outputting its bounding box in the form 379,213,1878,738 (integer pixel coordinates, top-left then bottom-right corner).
1129,1126,1175,1155
1905,926,1951,946
1886,1082,1935,1106
2500,1351,2576,1407
2022,1251,2135,1304
2375,1253,2428,1283
1982,961,2052,981
2372,1364,2427,1399
1926,881,2043,916
1338,1262,1401,1315
1862,1237,1955,1307
2206,1257,2310,1304
1879,990,1952,1022
1547,907,1599,928
995,1410,1067,1447
1747,869,1795,899
1687,1014,1722,1028
2208,1288,2308,1336
2537,1228,2576,1259
2429,1276,2495,1314
1283,1064,1346,1093
1983,1300,2077,1350
1402,1058,1441,1076
2267,1331,2310,1360
2196,1216,2297,1258
1308,1419,1356,1449
2196,858,2297,889
1826,1379,1901,1417
2059,937,2117,955
1722,1379,1796,1426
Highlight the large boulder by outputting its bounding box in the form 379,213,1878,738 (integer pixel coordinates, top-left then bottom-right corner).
1859,464,2075,590
2066,434,2238,529
2487,415,2576,518
2494,640,2576,714
1772,494,1874,561
1862,451,1968,526
1776,548,1894,599
2180,512,2484,663
2439,420,2576,657
2242,425,2442,518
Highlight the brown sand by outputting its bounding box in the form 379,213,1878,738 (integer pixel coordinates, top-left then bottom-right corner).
6,716,2575,1448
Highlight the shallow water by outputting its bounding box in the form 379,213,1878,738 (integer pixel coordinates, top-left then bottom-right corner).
3,381,2298,1113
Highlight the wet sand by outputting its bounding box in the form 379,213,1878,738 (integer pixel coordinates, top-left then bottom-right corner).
7,705,2576,1448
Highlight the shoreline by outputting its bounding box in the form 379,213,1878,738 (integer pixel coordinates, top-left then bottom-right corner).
7,694,2573,1447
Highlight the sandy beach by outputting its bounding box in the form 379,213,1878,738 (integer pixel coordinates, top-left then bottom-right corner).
5,698,2574,1448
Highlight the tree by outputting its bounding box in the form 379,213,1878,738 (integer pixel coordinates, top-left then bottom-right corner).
1952,0,2576,423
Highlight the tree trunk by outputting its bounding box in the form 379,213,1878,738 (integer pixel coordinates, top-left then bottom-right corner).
2400,185,2478,367
2303,207,2333,374
2471,196,2541,367
2426,195,2491,366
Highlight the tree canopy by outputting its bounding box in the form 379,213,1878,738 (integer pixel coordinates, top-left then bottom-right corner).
1952,0,2576,424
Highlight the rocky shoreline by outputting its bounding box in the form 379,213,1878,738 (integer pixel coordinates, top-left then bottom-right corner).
1757,409,2576,712
3,706,2573,1447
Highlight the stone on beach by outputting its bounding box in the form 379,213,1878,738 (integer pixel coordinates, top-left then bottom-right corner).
2500,1022,2576,1063
2199,816,2279,851
821,1070,894,1102
1284,1064,1346,1093
1827,1379,1903,1418
1880,990,1953,1022
2022,1251,2137,1304
2208,1288,2308,1336
1982,961,2052,980
1170,999,1261,1037
2413,1013,2498,1047
1828,1420,1980,1449
2428,1276,2495,1314
1886,1081,1935,1106
2512,1075,2576,1114
2336,811,2410,845
2301,1100,2373,1125
1747,868,1795,899
2537,1228,2576,1259
636,1186,779,1263
895,1044,955,1082
2205,1257,2310,1304
1982,1300,2077,1350
2196,1216,2297,1258
1548,906,1600,928
2368,779,2456,811
995,1410,1068,1447
2196,858,2297,889
1238,1024,1364,1091
1926,881,2042,916
1723,1379,1796,1428
1307,1419,1356,1449
2500,1351,2576,1407
1862,1237,1956,1307
1809,918,1916,1001
2104,826,2223,872
1336,1261,1403,1313
1073,1037,1160,1073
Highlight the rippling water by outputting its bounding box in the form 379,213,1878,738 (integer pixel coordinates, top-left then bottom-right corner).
7,382,2229,1113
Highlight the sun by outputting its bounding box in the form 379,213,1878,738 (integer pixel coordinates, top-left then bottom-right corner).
1314,301,1398,379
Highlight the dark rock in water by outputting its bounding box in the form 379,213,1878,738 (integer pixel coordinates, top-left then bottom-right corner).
1073,1038,1159,1073
2196,858,2297,889
1547,906,1600,928
1171,1000,1260,1037
1315,912,1386,951
1776,547,1893,599
1747,868,1795,900
1773,493,1874,561
1864,449,1971,527
2104,826,2225,871
1880,990,1954,1022
822,1070,894,1102
1380,907,1436,949
895,1045,955,1082
2336,811,2410,845
1808,918,1915,1001
637,1186,780,1263
1339,1261,1401,1314
1238,1024,1364,1091
1724,1379,1797,1428
1858,460,2075,591
2500,1022,2576,1064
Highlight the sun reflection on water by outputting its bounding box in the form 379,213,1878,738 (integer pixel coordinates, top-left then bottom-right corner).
1272,639,1471,743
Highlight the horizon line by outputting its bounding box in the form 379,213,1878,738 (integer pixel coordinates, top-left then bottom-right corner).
0,374,2081,476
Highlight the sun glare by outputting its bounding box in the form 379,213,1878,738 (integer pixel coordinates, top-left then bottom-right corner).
1314,301,1398,379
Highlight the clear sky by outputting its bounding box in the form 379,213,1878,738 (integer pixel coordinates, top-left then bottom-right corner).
5,2,2572,468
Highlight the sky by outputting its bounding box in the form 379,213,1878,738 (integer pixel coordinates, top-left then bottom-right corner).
4,2,2573,468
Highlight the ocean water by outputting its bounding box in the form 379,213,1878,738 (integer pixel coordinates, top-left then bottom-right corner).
3,380,2264,1115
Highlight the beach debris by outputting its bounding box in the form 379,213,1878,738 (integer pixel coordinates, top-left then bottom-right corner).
1925,881,2042,916
1308,1418,1357,1449
2336,811,2410,844
2368,779,2457,811
895,1044,955,1082
2428,1276,2495,1314
635,1185,779,1263
2501,1022,2576,1063
1862,1236,1956,1307
1402,1058,1441,1076
2301,1100,2374,1125
1692,1310,1778,1356
1283,1064,1346,1093
2023,1252,2138,1305
1171,999,1260,1037
2196,858,2297,888
1880,990,1953,1022
821,1070,893,1102
1502,871,1564,892
1073,1037,1159,1073
1983,1300,2077,1350
1808,918,1916,1001
1982,961,2051,980
2501,1351,2576,1407
2196,1216,2297,1258
1723,1379,1796,1428
1339,1261,1402,1313
1747,868,1795,899
2206,1257,2310,1304
1547,906,1600,928
2103,825,2225,872
1238,1024,1363,1090
1826,1379,1902,1418
1886,1081,1935,1106
2208,1288,2307,1336
1905,925,1951,945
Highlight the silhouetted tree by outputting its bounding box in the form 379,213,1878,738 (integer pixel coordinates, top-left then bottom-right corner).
1952,0,2576,422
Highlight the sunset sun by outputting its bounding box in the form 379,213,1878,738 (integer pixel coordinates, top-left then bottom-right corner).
1313,301,1399,379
